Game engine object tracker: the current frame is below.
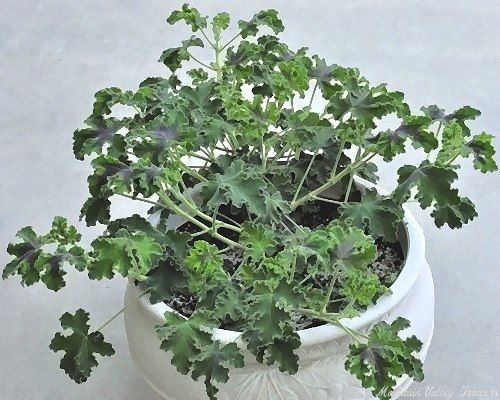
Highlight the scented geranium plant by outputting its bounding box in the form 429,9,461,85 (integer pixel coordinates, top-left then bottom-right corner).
3,5,497,400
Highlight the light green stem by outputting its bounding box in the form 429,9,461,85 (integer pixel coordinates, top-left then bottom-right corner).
308,80,318,108
292,150,319,203
292,153,376,209
296,307,368,342
179,163,208,183
186,51,215,71
343,147,362,203
321,266,340,312
96,289,150,332
158,192,245,249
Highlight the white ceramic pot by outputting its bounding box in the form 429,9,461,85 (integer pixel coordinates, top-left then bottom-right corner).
124,203,434,400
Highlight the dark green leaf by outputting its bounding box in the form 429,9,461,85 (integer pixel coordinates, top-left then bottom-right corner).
167,4,208,32
200,160,269,217
191,342,244,400
393,160,460,208
3,219,88,291
466,132,498,173
49,309,114,383
431,196,477,229
345,317,423,400
339,188,404,241
156,311,213,374
238,9,284,38
159,36,204,72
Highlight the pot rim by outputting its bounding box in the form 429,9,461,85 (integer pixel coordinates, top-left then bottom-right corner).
136,178,425,347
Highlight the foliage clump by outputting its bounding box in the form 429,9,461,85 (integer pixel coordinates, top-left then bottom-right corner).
4,4,497,400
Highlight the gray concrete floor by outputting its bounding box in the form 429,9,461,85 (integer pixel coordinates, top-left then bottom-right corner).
0,1,499,399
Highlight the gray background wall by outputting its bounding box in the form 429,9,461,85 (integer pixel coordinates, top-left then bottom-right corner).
0,1,498,399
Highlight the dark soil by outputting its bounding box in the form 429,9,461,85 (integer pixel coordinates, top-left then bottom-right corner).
164,198,405,330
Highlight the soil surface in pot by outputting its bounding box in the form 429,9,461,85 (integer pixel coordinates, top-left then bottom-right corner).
163,197,405,330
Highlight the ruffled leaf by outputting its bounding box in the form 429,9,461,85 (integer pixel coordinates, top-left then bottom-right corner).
49,309,115,383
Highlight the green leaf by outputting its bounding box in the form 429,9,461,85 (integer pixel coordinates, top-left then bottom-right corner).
200,159,269,217
393,160,460,208
262,327,301,374
130,116,179,162
88,155,134,196
212,284,246,322
326,223,377,270
80,196,111,226
436,120,468,165
167,4,208,32
309,55,337,89
185,241,228,297
240,222,277,260
35,245,89,291
345,317,424,400
3,219,89,291
431,196,477,229
179,81,221,115
466,132,498,173
212,12,230,36
270,58,311,101
435,121,497,173
339,188,404,241
340,268,388,306
91,87,134,116
159,36,205,72
238,9,284,39
191,342,244,400
47,216,82,245
145,259,188,304
3,226,44,286
242,279,304,373
156,311,213,375
89,229,163,280
188,68,209,86
371,115,438,161
326,68,407,128
73,116,127,160
49,309,115,383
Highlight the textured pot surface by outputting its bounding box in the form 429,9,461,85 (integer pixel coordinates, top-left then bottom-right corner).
124,204,435,400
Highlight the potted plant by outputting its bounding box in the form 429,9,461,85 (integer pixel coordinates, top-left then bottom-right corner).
3,4,497,400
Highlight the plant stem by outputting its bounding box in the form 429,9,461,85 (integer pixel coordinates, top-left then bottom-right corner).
296,308,368,342
158,192,245,249
168,190,242,233
187,152,213,163
220,32,242,51
268,143,290,169
214,39,222,81
132,105,145,118
200,28,215,48
332,137,347,177
119,193,166,208
186,51,216,71
321,266,340,312
308,80,318,108
292,150,319,203
217,213,243,227
292,153,376,209
311,196,343,205
179,163,208,183
96,289,150,332
343,147,362,203
445,150,462,165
